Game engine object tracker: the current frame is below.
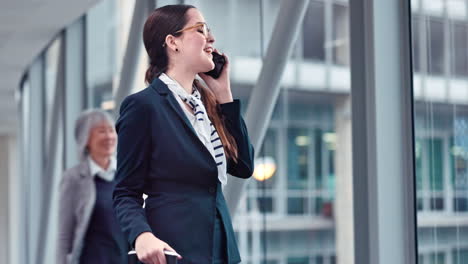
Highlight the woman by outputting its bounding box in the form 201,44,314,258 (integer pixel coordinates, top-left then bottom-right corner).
113,4,254,264
57,109,128,264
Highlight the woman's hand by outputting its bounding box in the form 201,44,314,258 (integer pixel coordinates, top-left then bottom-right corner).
135,232,182,264
199,50,233,104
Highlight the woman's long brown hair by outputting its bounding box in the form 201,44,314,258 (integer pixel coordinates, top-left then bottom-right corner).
194,80,238,162
143,5,238,162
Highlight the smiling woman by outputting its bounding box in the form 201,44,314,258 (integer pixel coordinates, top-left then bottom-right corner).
57,109,128,264
113,4,254,264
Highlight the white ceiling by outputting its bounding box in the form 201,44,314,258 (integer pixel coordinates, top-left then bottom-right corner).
0,0,101,134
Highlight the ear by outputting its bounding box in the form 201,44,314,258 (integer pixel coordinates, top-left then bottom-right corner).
165,35,180,52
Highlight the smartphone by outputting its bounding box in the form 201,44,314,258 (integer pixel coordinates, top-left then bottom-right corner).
128,250,179,264
204,51,226,79
163,250,179,264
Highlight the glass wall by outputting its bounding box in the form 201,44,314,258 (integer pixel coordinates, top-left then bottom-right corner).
20,0,354,263
18,0,468,263
17,1,133,263
411,0,468,263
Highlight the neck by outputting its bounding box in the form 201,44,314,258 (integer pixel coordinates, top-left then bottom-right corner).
165,67,196,94
90,153,110,170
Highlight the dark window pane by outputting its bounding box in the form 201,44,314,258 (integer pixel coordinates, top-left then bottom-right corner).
427,19,445,75
429,197,444,211
427,138,444,191
452,248,468,264
312,256,324,264
313,197,323,215
454,197,468,212
303,1,325,61
417,198,424,211
451,22,468,77
315,129,323,189
288,197,307,214
288,128,309,189
288,257,309,264
429,252,445,264
257,197,274,213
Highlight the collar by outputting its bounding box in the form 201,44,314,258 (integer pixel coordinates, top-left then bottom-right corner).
88,156,116,182
159,73,196,97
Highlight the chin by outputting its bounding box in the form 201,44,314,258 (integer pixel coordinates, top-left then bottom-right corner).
102,149,115,157
199,57,214,72
203,62,215,73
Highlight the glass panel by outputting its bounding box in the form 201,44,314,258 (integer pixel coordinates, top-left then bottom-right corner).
412,0,468,261
412,15,421,72
85,0,118,109
453,120,468,212
44,37,62,149
452,248,468,264
447,0,467,19
427,138,444,192
429,252,445,264
257,197,274,213
332,3,349,66
288,127,310,190
288,197,307,215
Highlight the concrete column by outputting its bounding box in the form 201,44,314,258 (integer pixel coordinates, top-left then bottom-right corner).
0,135,11,264
0,134,17,264
349,0,416,262
334,96,354,264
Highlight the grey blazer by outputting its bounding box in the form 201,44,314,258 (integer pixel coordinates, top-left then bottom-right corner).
56,160,96,264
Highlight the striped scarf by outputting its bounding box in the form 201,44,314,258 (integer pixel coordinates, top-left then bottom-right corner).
159,73,227,186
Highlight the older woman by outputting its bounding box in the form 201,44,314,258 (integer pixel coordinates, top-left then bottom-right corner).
57,109,128,264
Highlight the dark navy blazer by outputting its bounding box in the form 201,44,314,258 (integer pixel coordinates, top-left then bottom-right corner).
113,78,255,264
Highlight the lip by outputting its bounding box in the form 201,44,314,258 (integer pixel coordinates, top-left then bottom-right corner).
204,47,213,53
101,142,115,148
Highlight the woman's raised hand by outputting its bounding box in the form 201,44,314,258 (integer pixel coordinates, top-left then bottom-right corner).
199,50,233,104
135,232,182,264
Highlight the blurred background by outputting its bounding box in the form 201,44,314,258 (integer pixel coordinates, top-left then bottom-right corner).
1,0,468,263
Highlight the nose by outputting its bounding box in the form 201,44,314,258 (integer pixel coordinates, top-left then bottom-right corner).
106,130,117,141
207,31,215,44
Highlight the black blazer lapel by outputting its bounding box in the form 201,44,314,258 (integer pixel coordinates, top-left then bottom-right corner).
151,78,199,143
150,77,219,169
